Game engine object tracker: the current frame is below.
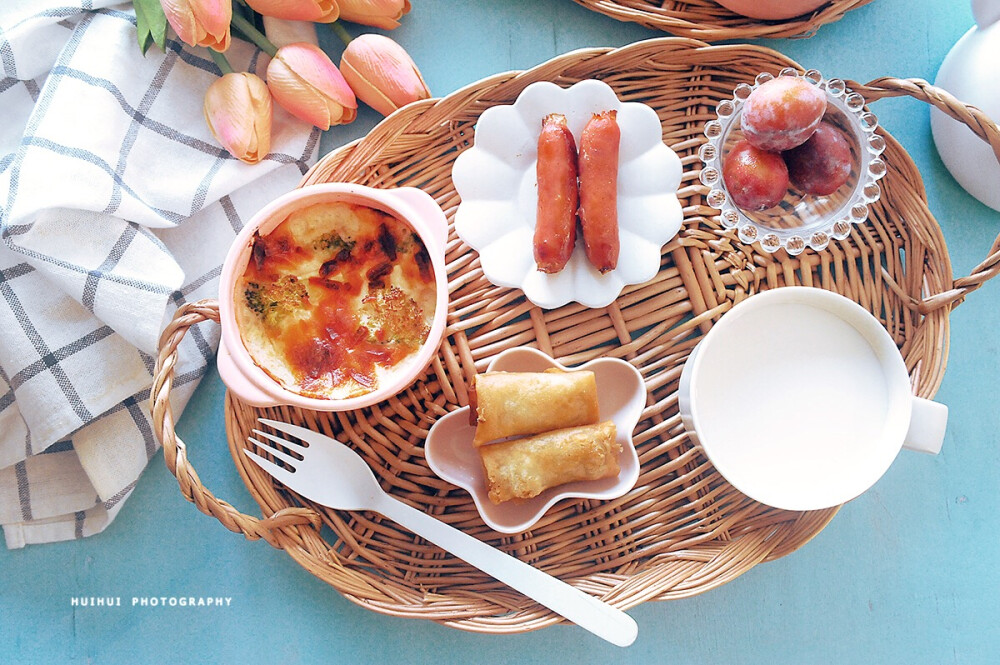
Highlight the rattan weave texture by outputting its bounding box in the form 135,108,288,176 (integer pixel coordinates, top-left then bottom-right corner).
152,38,1000,633
570,0,875,40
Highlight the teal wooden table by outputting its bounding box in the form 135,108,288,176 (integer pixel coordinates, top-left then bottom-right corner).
4,1,1000,663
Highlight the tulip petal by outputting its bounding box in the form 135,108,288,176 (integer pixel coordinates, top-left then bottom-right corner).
341,34,429,116
267,43,357,130
245,75,273,161
160,0,200,46
340,62,396,117
161,0,231,49
205,78,252,150
205,73,272,163
191,0,231,49
276,43,356,104
245,0,340,23
337,0,411,29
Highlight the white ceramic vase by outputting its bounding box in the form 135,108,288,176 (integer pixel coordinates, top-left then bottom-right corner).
931,0,1000,212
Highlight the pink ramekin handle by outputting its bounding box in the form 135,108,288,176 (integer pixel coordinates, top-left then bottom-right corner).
216,337,280,408
386,187,449,251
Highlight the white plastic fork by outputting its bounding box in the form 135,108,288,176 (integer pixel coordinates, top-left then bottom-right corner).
245,418,638,648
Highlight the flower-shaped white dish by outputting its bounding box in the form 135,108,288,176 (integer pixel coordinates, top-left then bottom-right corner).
425,347,645,534
452,79,683,309
699,68,887,255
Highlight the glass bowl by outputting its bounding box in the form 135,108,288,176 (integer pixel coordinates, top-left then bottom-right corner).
698,68,887,255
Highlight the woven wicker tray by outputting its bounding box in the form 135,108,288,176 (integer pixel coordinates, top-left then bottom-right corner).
152,38,1000,633
570,0,874,40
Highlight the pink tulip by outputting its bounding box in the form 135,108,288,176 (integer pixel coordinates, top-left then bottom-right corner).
337,0,411,29
204,72,272,164
266,43,357,130
340,34,429,116
159,0,231,50
244,0,340,23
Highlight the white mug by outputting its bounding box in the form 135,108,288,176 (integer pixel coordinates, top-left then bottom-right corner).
678,287,947,511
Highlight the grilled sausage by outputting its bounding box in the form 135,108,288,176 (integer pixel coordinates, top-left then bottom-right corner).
578,110,620,273
534,113,579,273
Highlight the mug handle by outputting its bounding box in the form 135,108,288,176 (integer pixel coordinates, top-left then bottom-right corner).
903,397,948,455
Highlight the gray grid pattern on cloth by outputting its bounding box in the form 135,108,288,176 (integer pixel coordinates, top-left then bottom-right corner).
0,1,320,548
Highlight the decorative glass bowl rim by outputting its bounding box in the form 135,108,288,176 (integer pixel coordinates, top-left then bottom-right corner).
699,68,888,255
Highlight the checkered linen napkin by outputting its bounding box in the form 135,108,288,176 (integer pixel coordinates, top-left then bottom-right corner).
0,1,320,548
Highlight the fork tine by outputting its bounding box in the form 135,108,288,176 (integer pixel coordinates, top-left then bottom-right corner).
252,428,308,454
243,449,296,485
247,436,301,469
259,418,334,448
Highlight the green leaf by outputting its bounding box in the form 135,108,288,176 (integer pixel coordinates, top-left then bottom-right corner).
136,29,153,56
134,0,168,55
135,11,152,54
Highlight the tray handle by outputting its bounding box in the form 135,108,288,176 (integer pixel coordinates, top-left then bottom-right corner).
150,299,322,547
853,76,1000,312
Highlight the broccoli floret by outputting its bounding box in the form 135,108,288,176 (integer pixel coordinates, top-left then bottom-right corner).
244,276,308,327
398,232,419,254
313,232,356,254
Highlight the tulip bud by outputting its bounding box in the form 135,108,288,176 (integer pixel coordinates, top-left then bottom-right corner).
266,43,358,130
340,34,430,117
244,0,340,23
159,0,231,50
204,72,272,164
337,0,411,30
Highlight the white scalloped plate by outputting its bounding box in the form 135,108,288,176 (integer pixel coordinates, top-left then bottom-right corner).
452,79,683,309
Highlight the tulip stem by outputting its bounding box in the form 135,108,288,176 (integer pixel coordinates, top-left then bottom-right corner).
330,21,352,47
230,11,277,57
208,48,234,75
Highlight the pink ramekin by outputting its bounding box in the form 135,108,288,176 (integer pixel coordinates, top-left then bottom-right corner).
216,183,450,411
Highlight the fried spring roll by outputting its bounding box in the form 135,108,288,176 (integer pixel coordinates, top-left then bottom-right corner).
471,369,599,446
534,113,579,274
578,110,620,273
479,421,620,503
